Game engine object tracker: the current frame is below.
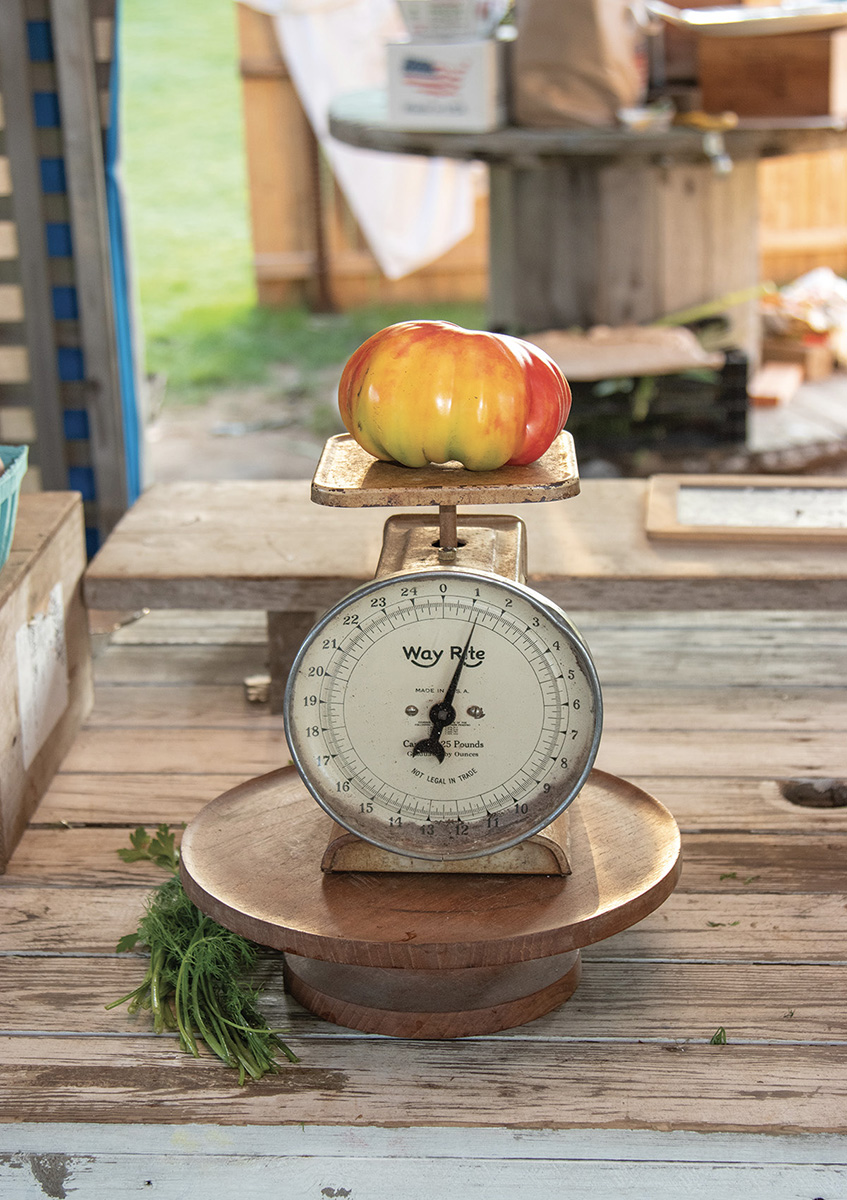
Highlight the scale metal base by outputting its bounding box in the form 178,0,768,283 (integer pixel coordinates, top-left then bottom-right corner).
180,767,681,1039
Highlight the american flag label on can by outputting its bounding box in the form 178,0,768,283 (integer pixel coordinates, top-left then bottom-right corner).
402,56,471,98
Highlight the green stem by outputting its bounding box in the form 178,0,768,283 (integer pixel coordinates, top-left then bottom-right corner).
104,975,151,1011
149,944,168,1034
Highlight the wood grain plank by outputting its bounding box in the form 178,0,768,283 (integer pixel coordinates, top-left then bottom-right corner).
82,481,847,608
0,1036,843,1132
92,645,271,686
595,727,847,779
57,727,287,777
2,1117,846,1196
632,776,847,832
49,721,846,781
108,609,268,645
79,685,279,729
586,631,847,687
0,887,153,955
78,681,847,734
105,607,847,641
0,887,842,960
3,825,845,893
674,831,847,892
6,1118,846,1163
596,891,847,962
1,1147,844,1200
34,772,259,824
1,956,841,1043
601,685,847,732
90,627,847,688
31,773,847,832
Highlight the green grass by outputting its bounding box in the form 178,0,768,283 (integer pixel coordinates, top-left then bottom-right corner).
147,301,489,401
120,0,254,336
119,0,485,404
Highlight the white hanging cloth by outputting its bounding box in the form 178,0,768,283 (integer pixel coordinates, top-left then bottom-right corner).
244,0,481,280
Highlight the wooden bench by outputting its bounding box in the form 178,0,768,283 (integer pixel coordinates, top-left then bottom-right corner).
83,477,847,708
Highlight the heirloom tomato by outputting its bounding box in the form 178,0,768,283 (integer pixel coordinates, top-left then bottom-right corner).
337,321,571,471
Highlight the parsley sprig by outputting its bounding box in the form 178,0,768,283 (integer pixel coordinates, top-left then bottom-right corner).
108,824,298,1083
117,824,180,872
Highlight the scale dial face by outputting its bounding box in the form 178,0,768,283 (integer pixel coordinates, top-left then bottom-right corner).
283,568,602,860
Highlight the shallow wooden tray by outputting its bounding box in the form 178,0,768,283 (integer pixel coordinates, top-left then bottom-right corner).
646,474,847,543
180,766,681,1039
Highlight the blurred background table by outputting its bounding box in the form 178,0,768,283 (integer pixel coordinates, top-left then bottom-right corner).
330,93,847,360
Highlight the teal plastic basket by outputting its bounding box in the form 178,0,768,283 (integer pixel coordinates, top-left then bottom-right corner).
0,445,28,570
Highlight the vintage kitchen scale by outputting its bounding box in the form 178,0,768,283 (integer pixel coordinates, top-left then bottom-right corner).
181,431,681,1039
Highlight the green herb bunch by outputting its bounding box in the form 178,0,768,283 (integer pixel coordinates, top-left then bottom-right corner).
108,824,298,1083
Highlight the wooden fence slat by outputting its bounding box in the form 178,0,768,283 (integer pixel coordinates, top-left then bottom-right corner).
759,149,847,282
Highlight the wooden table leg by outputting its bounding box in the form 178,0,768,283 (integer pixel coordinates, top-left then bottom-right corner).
266,610,316,714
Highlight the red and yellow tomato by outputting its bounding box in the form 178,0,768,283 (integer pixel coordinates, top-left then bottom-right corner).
338,321,571,471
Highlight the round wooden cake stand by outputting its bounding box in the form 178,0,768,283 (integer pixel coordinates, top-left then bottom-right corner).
180,767,681,1039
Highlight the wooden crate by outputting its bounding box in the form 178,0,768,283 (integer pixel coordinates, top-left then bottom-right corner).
761,334,835,381
0,492,92,868
236,2,488,310
699,29,847,119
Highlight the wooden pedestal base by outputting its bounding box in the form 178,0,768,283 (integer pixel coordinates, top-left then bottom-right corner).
284,950,582,1039
180,767,681,1039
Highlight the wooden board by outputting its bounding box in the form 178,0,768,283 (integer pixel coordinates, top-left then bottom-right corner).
328,90,847,163
10,822,845,894
3,955,846,1041
646,474,847,543
83,478,847,617
2,1124,847,1199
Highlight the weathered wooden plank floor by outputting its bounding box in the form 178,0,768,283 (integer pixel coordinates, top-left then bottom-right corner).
1,607,846,1195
